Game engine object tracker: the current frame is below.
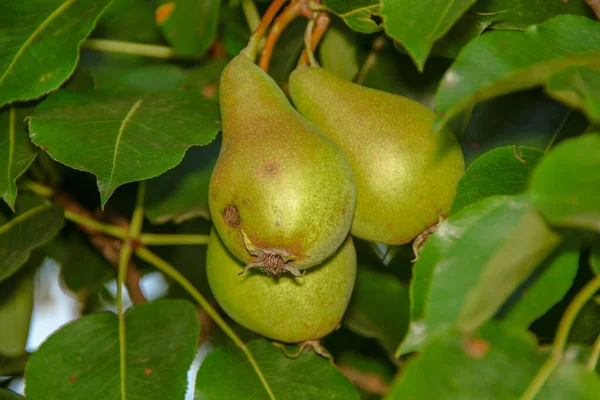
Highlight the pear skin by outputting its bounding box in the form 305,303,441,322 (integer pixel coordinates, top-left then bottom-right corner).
209,55,356,276
289,66,464,245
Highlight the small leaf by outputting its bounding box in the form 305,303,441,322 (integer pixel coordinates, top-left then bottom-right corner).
157,0,221,56
0,106,37,210
344,265,410,354
388,323,546,399
472,0,595,30
319,20,359,81
400,196,561,354
146,141,220,224
451,146,544,213
322,0,382,33
0,196,64,282
195,339,359,399
381,0,477,70
0,389,27,400
435,15,600,132
29,89,220,207
0,0,112,107
530,134,600,232
545,66,600,123
25,299,199,399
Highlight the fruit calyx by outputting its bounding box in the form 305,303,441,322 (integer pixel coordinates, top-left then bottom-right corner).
239,231,303,277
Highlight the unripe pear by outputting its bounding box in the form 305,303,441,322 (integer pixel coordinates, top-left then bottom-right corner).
206,229,356,343
209,55,356,276
289,66,464,245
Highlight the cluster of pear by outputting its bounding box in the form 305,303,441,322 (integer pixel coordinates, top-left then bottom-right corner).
206,52,464,344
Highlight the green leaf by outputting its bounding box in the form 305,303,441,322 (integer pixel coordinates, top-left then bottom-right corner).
388,323,546,399
500,241,579,329
29,90,220,207
435,15,600,132
319,20,359,81
94,0,163,43
530,134,600,232
0,196,64,282
93,64,189,95
195,339,359,399
322,0,382,33
472,0,595,30
157,0,221,56
0,0,112,108
0,253,39,357
25,299,199,399
0,106,37,210
400,196,561,354
537,362,600,399
343,265,410,354
451,146,544,214
430,12,497,60
568,299,600,346
545,66,600,123
592,236,600,275
381,0,477,70
146,141,219,224
0,389,27,400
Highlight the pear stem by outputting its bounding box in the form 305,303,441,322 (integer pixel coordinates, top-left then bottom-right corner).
243,0,289,61
241,0,261,32
298,11,330,66
259,0,310,72
303,12,319,67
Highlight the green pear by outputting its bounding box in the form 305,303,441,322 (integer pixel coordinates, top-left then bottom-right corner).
206,229,356,343
209,55,356,276
289,66,464,245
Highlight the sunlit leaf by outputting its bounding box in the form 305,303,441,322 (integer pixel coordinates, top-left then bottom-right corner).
322,0,382,33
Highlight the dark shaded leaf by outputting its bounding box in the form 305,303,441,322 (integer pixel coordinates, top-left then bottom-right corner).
344,265,410,354
530,134,600,232
0,0,112,107
435,15,600,132
94,0,163,43
0,389,27,400
431,12,497,60
29,90,220,207
451,146,544,213
545,66,600,123
195,339,359,399
0,196,64,282
381,0,477,70
0,106,37,210
92,64,189,94
592,236,600,275
25,300,199,400
157,0,221,56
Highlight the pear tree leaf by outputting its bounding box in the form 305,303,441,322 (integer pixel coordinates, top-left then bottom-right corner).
545,66,600,123
156,0,220,56
381,0,477,70
388,323,546,399
95,0,163,43
399,196,563,355
430,12,497,60
451,146,544,214
529,134,600,232
146,140,220,224
29,89,221,207
25,300,199,400
0,196,64,283
435,15,600,133
343,265,410,354
472,0,595,30
537,362,600,399
195,339,359,399
322,0,382,33
0,389,27,400
0,0,112,108
0,106,37,210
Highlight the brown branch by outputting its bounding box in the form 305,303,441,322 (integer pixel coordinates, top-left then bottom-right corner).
55,192,148,304
259,0,311,72
586,0,600,20
337,364,390,395
298,11,330,66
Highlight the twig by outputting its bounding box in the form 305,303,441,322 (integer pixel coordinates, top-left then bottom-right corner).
586,0,600,20
521,275,600,399
139,233,210,246
354,35,386,84
337,364,390,395
241,0,261,32
243,0,289,60
587,333,600,371
298,11,330,66
259,0,311,72
82,39,200,61
303,12,319,67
